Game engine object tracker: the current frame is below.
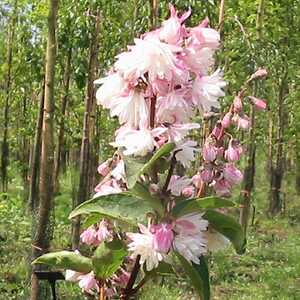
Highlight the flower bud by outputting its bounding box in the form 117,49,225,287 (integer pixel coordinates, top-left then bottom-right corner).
237,115,250,130
202,141,217,162
225,140,243,162
200,168,214,183
213,179,231,197
97,161,110,177
223,163,243,184
221,112,232,128
192,173,202,188
182,185,195,198
233,96,242,113
249,68,268,81
248,96,267,111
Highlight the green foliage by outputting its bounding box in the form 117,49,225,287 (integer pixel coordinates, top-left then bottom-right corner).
176,253,210,300
203,210,246,255
32,251,93,273
124,142,176,189
172,197,236,217
69,191,157,226
92,239,127,280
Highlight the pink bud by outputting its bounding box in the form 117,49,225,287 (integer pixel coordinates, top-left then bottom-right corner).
182,185,195,198
223,164,243,184
224,140,243,162
200,168,214,183
192,173,202,188
80,226,99,246
237,115,250,130
202,142,217,162
249,68,268,81
152,223,174,253
96,220,112,243
212,122,223,140
248,96,267,111
213,179,231,197
221,112,232,128
233,96,243,113
78,272,99,293
97,161,110,177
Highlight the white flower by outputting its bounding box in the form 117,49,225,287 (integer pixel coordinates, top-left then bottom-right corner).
173,233,207,264
115,38,186,84
109,90,149,128
168,175,191,196
111,160,126,181
165,123,200,143
127,224,164,271
95,73,126,107
173,213,208,264
175,140,199,168
111,126,166,157
192,69,226,112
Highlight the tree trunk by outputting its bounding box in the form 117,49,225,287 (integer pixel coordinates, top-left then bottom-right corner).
1,0,17,192
239,0,264,232
268,71,288,216
30,1,58,299
72,11,101,249
54,46,72,194
28,85,45,211
149,0,158,29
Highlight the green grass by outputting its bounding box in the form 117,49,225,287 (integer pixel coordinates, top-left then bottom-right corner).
0,164,300,300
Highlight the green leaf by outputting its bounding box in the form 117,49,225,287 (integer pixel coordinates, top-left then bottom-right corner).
125,143,176,189
203,210,246,254
172,197,236,217
92,239,127,279
176,253,210,300
69,192,156,226
32,251,92,273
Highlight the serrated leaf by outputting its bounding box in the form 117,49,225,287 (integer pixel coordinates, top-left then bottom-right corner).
92,239,127,279
125,143,176,189
69,192,156,226
203,210,246,254
172,197,236,217
32,251,92,273
176,253,210,300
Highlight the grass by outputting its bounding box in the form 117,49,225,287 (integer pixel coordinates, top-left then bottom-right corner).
0,163,300,300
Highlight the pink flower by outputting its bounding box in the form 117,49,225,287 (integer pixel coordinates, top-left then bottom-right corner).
127,224,164,271
249,68,268,81
93,179,122,198
97,161,110,177
78,272,99,294
80,226,98,246
164,123,200,143
200,166,214,183
248,96,267,111
168,175,191,196
159,4,191,45
221,112,232,128
190,25,220,49
237,115,250,130
192,173,202,189
113,269,130,287
96,220,113,243
202,141,217,162
192,69,226,112
223,164,243,185
233,96,242,113
152,223,174,253
213,179,231,197
224,140,243,162
182,185,195,198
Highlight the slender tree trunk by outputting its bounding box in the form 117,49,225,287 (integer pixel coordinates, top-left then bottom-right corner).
268,71,288,216
149,0,158,29
296,140,300,195
239,0,264,232
54,47,72,193
218,0,225,36
28,85,45,211
1,0,17,192
267,109,273,173
30,1,58,299
72,11,101,249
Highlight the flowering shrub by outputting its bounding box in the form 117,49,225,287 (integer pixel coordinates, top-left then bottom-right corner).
33,4,267,299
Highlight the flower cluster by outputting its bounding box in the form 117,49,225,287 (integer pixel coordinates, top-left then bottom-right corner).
59,4,267,299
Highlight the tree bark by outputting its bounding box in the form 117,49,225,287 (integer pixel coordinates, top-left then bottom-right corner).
30,1,58,299
28,84,45,211
1,0,17,192
72,11,101,249
54,46,72,193
268,71,288,216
